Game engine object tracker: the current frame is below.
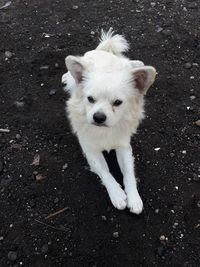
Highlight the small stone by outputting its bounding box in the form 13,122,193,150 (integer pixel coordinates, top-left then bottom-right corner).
54,197,59,204
0,236,4,240
190,95,196,100
150,2,156,7
182,150,187,154
13,101,25,108
194,120,200,127
72,5,78,10
185,62,192,69
156,26,163,33
188,2,198,9
162,29,171,36
170,152,175,157
193,174,200,182
113,231,119,238
154,147,160,151
33,171,38,176
8,251,17,261
40,65,49,70
5,51,13,59
155,209,159,214
49,89,56,96
0,161,3,174
55,63,59,68
62,163,68,170
36,174,46,181
31,154,40,166
15,134,21,140
101,215,107,221
41,244,48,253
197,200,200,208
160,235,166,241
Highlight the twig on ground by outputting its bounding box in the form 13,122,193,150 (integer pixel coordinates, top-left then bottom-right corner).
0,128,10,133
34,219,68,232
45,207,68,219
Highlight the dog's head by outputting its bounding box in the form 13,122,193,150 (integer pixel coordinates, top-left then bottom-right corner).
65,54,156,128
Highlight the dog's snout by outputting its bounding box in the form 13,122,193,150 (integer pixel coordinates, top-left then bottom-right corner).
93,112,106,124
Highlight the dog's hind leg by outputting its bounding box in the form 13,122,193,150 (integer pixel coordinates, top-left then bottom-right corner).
83,149,127,210
116,145,143,214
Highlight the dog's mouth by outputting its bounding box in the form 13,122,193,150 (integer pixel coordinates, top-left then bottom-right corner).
92,122,108,127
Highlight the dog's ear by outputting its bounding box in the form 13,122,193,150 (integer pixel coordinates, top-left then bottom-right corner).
65,56,85,84
132,66,156,94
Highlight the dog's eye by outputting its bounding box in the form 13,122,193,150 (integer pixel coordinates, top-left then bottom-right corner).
113,99,123,106
87,96,95,103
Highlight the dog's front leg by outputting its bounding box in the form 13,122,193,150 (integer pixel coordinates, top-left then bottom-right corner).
116,145,143,214
83,149,127,210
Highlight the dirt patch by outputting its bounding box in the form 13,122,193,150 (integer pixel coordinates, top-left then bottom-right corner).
0,0,200,266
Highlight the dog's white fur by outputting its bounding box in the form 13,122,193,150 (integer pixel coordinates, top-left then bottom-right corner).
62,30,156,214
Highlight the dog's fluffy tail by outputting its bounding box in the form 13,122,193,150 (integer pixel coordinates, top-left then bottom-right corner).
96,29,129,55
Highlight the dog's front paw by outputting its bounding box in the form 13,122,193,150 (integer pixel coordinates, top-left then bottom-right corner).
127,191,143,214
108,185,127,210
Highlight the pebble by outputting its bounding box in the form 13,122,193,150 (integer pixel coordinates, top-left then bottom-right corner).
184,62,192,69
113,232,119,238
62,163,68,170
54,197,59,204
15,134,21,140
197,200,200,208
72,5,78,10
188,2,198,9
193,174,200,182
41,244,48,253
13,101,25,108
170,152,175,157
0,236,4,240
49,89,56,96
156,26,163,33
0,161,3,173
55,63,59,68
194,120,200,127
155,209,159,214
5,51,13,59
154,147,160,151
150,2,156,7
162,29,171,36
101,215,107,221
190,95,196,100
8,251,17,261
160,235,167,241
35,174,45,181
40,65,49,70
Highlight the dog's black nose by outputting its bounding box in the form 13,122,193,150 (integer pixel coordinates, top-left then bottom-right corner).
93,112,106,124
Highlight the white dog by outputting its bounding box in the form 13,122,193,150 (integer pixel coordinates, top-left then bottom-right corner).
62,30,156,214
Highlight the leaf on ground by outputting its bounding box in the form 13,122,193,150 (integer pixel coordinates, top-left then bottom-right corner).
31,154,40,166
